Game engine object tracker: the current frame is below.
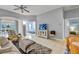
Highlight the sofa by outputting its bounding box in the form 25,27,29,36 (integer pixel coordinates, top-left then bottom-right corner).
0,37,12,53
0,37,20,54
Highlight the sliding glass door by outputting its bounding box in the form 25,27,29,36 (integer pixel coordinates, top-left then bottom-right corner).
0,21,17,37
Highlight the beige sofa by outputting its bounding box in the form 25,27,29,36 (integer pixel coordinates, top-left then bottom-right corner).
0,37,20,54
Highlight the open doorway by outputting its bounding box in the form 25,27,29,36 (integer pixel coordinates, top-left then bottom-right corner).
23,20,36,36
69,19,79,35
64,18,79,38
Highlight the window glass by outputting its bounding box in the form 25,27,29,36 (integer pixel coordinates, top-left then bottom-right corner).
0,21,17,37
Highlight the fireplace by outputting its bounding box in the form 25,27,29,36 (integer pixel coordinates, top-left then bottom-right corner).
50,31,56,35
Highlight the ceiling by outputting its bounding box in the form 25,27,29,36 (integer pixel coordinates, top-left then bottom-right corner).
0,5,69,15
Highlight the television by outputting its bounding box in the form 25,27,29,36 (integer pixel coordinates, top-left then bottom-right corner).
39,24,48,30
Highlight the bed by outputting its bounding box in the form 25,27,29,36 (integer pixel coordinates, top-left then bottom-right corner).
19,39,52,54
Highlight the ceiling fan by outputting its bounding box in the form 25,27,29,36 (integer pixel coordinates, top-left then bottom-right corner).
13,5,30,13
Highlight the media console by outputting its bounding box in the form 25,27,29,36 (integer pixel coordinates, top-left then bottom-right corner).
37,24,48,39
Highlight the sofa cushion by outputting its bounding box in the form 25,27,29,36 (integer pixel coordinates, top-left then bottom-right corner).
0,37,9,46
19,39,35,52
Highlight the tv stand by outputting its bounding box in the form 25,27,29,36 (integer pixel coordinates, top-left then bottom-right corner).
38,30,48,39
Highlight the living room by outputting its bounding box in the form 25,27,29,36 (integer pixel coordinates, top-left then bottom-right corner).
0,5,79,54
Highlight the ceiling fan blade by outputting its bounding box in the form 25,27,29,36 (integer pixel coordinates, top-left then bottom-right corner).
14,7,20,10
24,8,30,13
14,5,20,8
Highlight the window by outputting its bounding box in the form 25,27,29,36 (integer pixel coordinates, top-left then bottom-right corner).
0,21,17,37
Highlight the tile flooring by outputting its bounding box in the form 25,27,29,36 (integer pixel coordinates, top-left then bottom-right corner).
24,35,66,54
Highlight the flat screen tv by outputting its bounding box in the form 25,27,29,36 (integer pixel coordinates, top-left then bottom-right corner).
39,24,48,30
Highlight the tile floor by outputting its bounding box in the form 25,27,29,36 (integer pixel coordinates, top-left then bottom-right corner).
24,34,66,54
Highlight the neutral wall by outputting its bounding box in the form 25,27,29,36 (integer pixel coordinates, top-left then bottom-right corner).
37,8,64,39
64,8,79,19
18,20,23,36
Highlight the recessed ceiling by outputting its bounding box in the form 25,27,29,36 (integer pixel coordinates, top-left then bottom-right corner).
0,5,69,15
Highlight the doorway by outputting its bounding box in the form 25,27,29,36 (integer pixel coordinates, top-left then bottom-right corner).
23,20,36,36
64,18,79,38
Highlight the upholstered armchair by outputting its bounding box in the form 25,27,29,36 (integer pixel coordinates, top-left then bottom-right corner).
66,35,79,54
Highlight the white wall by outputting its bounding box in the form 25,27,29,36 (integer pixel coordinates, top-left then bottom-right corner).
37,8,64,39
64,8,79,19
18,20,23,36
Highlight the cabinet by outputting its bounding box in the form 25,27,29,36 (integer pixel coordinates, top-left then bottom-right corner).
38,30,48,39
